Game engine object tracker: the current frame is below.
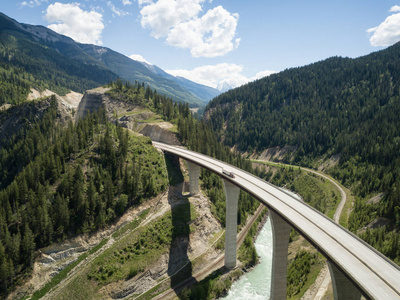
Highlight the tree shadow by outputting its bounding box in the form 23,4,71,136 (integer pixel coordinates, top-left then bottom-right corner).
164,153,197,296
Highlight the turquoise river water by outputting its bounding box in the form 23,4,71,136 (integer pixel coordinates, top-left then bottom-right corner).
223,218,273,299
223,189,300,299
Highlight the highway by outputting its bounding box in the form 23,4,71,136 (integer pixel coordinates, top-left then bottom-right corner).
153,142,400,300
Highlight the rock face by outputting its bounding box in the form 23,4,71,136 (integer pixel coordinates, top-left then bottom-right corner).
76,87,181,146
75,87,111,121
139,124,181,146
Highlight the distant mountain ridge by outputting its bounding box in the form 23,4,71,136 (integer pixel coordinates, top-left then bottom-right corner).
0,12,220,106
137,61,221,101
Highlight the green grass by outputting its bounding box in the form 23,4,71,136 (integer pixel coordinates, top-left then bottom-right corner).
117,109,149,117
87,201,193,286
167,124,178,133
339,187,354,228
139,115,164,123
112,209,149,239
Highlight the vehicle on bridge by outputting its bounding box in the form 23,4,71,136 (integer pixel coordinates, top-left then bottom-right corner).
222,169,235,178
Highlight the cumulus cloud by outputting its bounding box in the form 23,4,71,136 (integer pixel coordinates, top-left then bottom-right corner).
44,2,104,45
107,1,130,17
21,0,48,7
166,63,276,89
140,0,203,38
138,0,153,5
367,6,400,46
390,5,400,12
138,0,239,57
129,54,151,64
122,0,132,5
167,6,240,57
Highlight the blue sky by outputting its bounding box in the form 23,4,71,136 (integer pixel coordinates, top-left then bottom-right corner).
1,0,400,89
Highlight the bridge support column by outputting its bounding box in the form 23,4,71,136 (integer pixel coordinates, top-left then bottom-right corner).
270,210,291,300
187,161,200,196
223,179,240,269
328,262,361,300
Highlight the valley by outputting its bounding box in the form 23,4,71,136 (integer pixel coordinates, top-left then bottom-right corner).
1,8,400,300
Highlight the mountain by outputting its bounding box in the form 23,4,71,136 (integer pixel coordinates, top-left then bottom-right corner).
78,44,208,106
136,61,221,102
0,87,171,297
205,42,400,264
0,13,218,107
216,81,233,93
0,12,215,107
0,12,118,104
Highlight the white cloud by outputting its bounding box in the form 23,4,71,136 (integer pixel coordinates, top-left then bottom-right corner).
138,0,239,57
107,1,130,17
166,63,276,89
367,8,400,46
44,2,104,45
253,70,276,80
21,0,47,7
138,0,153,5
167,6,240,57
390,5,400,12
122,0,132,5
129,54,151,64
140,0,203,38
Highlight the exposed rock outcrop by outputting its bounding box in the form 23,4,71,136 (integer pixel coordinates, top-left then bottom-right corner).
75,87,111,121
140,124,181,146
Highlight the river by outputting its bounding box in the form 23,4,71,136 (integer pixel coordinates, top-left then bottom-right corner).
223,189,300,299
223,217,273,299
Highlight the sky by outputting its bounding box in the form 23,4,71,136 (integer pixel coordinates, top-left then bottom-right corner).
1,0,400,89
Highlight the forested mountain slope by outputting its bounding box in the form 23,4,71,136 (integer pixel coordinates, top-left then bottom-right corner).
205,42,400,264
0,13,118,104
0,12,216,107
0,95,168,296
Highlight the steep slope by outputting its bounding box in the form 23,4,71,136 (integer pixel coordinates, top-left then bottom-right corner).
0,94,169,297
0,12,118,101
0,13,212,107
79,44,206,106
205,42,400,264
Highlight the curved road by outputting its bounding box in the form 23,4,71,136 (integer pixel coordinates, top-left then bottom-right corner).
253,160,347,299
154,142,400,300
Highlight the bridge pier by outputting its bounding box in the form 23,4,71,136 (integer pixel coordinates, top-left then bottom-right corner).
223,178,240,269
187,161,201,195
328,262,361,300
270,210,291,300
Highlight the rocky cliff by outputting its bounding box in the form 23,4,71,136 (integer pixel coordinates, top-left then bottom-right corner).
139,124,181,146
75,87,111,120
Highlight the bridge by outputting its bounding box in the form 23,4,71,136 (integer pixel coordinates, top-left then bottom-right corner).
153,142,400,300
